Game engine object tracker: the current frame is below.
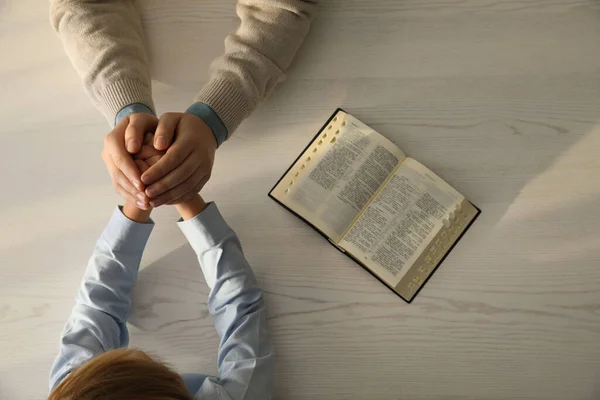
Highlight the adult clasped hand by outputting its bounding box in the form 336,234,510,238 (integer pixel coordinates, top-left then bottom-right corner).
101,112,218,210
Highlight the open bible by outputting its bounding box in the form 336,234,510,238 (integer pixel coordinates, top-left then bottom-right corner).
269,109,480,302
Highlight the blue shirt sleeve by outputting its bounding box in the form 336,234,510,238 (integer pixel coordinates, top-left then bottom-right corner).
185,102,229,147
115,101,228,147
49,203,273,399
115,103,155,125
49,207,154,391
177,203,275,400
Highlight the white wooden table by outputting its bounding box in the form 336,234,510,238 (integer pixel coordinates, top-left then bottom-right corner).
1,1,600,399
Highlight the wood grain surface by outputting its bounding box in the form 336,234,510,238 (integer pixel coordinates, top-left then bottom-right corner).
1,0,600,399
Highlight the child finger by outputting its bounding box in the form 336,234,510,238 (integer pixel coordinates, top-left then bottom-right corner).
135,159,150,173
146,155,162,167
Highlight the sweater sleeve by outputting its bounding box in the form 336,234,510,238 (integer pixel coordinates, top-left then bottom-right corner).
49,0,155,125
195,0,318,135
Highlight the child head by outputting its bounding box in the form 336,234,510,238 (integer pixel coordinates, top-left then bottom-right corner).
48,348,192,400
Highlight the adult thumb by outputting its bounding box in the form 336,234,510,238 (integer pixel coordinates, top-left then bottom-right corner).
125,113,158,154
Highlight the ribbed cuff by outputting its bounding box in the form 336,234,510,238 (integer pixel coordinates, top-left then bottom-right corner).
185,102,228,147
115,103,156,126
94,79,155,127
194,77,249,135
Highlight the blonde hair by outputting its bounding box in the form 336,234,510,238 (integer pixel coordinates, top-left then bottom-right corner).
48,348,192,400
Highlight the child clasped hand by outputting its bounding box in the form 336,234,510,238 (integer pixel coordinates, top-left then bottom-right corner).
48,135,274,400
120,133,207,223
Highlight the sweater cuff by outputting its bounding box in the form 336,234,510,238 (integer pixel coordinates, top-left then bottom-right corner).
100,206,155,253
94,79,155,127
177,202,232,254
185,102,228,147
194,77,250,135
115,103,156,126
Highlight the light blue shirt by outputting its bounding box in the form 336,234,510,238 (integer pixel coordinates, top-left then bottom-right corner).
115,102,228,147
49,203,274,399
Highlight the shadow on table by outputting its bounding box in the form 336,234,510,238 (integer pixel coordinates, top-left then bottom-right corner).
131,1,600,396
129,244,207,331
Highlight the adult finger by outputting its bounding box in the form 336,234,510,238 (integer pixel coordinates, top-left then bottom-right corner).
154,113,179,151
125,114,158,154
114,167,148,204
145,153,200,198
150,169,207,207
115,182,140,205
106,133,144,191
141,141,193,186
103,149,141,197
166,175,208,205
118,183,150,210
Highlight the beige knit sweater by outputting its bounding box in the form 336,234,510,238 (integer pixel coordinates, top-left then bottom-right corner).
49,0,317,133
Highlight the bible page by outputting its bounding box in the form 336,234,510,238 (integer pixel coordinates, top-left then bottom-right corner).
338,158,465,286
270,111,406,242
